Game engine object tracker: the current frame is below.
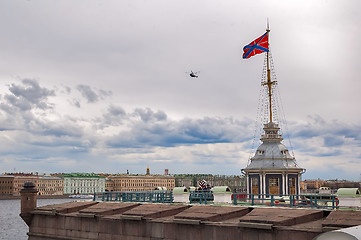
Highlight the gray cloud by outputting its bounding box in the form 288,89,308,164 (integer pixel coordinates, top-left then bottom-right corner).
108,105,126,116
106,109,252,148
291,116,361,144
133,108,167,122
323,135,345,147
76,85,98,103
1,79,55,112
76,85,112,103
29,118,84,138
100,105,127,126
98,89,112,98
69,98,81,108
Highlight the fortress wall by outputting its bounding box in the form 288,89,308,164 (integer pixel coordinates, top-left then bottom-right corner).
23,202,361,240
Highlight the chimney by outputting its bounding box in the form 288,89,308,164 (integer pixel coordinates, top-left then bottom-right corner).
164,169,169,176
20,182,38,226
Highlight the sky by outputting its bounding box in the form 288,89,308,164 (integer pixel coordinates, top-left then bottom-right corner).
0,0,360,180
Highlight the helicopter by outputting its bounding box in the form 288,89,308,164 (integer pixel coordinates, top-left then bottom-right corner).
187,70,199,78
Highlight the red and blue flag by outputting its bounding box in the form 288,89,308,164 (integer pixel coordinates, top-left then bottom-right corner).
242,32,269,59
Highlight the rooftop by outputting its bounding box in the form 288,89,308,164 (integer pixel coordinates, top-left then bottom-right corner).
63,173,105,178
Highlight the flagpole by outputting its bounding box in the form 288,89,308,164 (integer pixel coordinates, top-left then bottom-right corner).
263,23,275,123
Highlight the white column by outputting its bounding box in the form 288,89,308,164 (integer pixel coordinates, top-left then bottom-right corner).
284,173,288,195
298,174,301,195
282,172,286,195
263,173,266,195
259,173,262,195
246,174,249,194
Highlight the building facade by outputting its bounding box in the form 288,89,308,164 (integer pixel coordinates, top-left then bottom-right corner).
301,179,326,190
37,176,64,195
13,176,39,196
174,174,246,191
63,173,105,194
105,178,114,192
0,175,14,195
1,174,64,196
108,175,175,192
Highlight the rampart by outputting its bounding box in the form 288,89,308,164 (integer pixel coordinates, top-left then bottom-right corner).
23,201,361,240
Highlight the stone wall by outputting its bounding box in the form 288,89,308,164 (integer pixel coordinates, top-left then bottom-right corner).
25,201,361,240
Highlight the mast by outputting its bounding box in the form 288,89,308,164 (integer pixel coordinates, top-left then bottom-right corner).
262,24,276,123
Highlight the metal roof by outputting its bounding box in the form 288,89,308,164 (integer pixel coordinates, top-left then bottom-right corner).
336,188,361,197
244,159,302,171
244,122,303,172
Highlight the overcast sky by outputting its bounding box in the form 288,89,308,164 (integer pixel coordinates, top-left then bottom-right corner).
0,0,360,180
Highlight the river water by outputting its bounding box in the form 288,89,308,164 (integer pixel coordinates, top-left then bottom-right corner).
0,195,360,240
0,198,75,240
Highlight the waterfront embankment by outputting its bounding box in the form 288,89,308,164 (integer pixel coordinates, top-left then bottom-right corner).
0,194,71,200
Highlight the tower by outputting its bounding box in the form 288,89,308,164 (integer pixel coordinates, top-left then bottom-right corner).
241,26,305,196
20,181,38,226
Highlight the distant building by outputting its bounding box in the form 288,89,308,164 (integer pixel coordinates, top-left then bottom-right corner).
302,179,326,190
175,176,192,188
108,175,175,191
325,179,360,190
0,175,14,195
37,176,64,196
63,173,105,194
1,174,64,196
300,181,307,191
105,178,114,192
13,176,39,196
174,174,246,191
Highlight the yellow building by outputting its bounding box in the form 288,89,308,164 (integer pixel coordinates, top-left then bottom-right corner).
4,175,64,196
37,176,64,196
105,178,114,192
0,175,15,195
302,179,326,190
13,176,39,196
108,175,175,192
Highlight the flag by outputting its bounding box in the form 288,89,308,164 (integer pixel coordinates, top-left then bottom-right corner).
242,32,269,59
199,179,207,189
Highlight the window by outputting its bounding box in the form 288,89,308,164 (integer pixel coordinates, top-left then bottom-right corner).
289,177,296,195
269,177,278,186
269,177,280,195
251,176,259,194
258,150,264,155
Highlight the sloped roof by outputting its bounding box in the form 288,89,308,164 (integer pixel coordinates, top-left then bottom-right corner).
252,142,293,160
244,122,303,172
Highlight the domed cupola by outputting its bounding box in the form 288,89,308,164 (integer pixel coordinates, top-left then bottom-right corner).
245,122,302,171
